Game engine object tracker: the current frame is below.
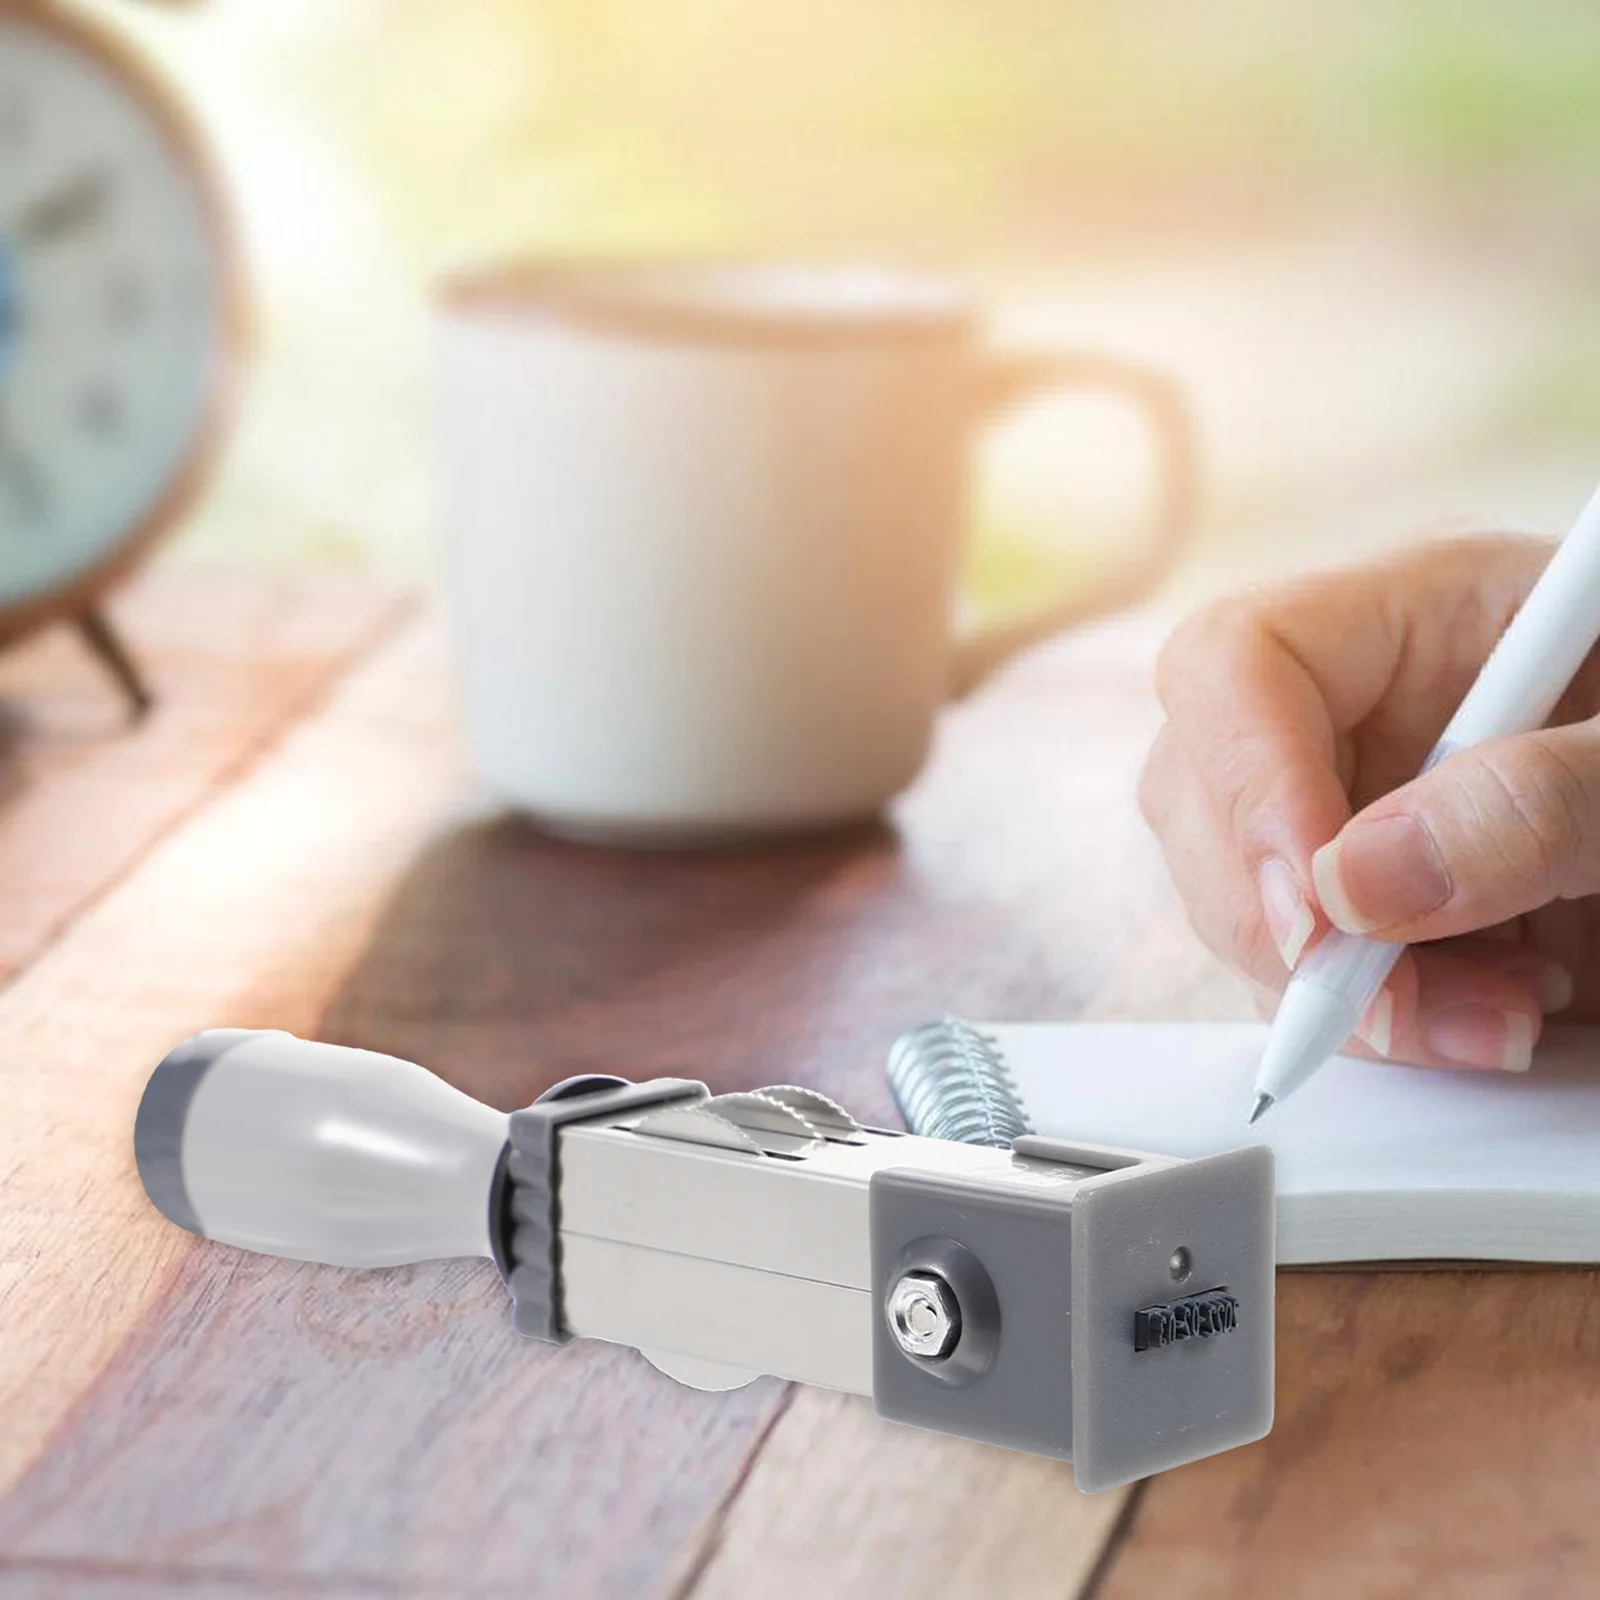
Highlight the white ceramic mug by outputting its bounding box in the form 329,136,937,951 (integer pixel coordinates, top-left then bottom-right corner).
435,262,1195,843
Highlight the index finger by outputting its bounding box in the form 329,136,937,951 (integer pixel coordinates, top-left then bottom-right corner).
1153,588,1362,884
1153,537,1555,886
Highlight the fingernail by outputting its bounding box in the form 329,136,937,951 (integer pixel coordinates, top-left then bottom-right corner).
1354,988,1394,1057
1258,857,1314,970
1534,962,1575,1015
1424,1006,1534,1073
1313,813,1451,934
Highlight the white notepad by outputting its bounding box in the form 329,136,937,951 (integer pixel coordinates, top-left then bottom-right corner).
887,1020,1600,1264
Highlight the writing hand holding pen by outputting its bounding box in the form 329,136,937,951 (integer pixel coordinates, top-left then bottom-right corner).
1140,533,1599,1080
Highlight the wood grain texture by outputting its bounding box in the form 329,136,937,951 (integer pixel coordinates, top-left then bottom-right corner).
0,564,409,984
1081,873,1600,1598
1098,1266,1600,1600
1062,814,1600,1599
0,602,797,1599
12,583,1587,1600
688,1389,1129,1600
0,611,459,1505
0,608,1171,1598
0,1576,314,1599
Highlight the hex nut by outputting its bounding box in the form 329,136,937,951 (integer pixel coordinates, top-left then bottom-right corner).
887,1269,961,1360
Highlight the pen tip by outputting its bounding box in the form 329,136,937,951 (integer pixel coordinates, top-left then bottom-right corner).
1248,1093,1275,1126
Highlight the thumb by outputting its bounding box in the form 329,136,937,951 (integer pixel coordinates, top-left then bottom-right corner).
1312,720,1600,942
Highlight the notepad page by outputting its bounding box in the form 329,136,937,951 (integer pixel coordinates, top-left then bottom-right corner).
977,1023,1600,1264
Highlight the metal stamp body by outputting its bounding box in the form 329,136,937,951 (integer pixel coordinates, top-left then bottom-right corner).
135,1029,1277,1491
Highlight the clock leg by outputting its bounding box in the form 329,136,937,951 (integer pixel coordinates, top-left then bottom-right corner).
77,608,153,721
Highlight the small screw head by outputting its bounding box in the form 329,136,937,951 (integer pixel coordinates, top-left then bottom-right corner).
887,1270,961,1360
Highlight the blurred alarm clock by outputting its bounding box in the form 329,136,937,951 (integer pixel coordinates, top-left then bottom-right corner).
0,0,240,714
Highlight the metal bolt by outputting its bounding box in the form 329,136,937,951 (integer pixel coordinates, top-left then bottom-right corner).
887,1270,961,1359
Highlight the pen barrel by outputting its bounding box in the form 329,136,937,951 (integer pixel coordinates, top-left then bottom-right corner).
1297,927,1405,998
1439,487,1600,752
135,1029,509,1268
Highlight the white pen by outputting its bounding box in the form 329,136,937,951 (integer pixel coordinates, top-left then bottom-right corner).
1250,479,1600,1122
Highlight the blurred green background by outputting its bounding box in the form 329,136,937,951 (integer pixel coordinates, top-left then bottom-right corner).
90,0,1600,613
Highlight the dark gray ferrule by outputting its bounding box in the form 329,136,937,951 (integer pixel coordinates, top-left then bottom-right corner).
133,1029,257,1235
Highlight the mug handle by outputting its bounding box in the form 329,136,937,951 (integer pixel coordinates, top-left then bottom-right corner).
948,348,1200,697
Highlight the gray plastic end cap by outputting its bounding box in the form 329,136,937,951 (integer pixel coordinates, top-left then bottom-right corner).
133,1029,257,1235
504,1076,708,1342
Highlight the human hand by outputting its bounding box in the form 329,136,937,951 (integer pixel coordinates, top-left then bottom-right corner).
1139,534,1600,1072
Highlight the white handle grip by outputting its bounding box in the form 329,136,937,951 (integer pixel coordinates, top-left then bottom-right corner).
135,1030,510,1268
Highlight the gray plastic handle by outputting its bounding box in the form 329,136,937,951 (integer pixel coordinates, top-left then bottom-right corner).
135,1029,510,1268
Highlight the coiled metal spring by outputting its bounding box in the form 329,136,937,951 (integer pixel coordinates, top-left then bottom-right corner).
887,1018,1031,1148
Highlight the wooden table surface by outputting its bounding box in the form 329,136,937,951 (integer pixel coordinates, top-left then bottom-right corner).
1,567,1597,1600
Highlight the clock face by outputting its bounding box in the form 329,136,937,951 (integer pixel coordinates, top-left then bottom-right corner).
0,8,228,612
